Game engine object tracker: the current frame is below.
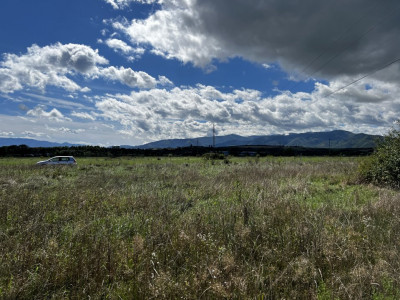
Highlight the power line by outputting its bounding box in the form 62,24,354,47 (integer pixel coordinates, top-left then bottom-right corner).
287,2,399,91
326,57,400,97
298,1,380,77
306,19,386,80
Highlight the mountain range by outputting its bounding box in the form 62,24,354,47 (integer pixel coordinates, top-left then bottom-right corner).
127,130,382,149
0,138,79,148
0,130,382,149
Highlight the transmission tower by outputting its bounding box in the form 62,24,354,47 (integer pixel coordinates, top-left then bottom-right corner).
212,123,216,148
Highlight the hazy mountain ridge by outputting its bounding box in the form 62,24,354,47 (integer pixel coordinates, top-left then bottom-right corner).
0,130,382,149
131,130,382,149
0,138,80,148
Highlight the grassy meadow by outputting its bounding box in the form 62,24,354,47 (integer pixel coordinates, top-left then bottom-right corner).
1,156,400,299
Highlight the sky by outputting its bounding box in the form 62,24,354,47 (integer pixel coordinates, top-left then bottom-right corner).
1,0,400,146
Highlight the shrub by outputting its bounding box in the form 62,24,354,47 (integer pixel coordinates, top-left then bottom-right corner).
359,126,400,188
202,152,225,160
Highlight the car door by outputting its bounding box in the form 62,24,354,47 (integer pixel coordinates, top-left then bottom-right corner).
48,157,58,165
61,157,69,164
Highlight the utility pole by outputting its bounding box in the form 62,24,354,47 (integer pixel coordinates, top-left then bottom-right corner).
329,138,331,155
212,123,216,148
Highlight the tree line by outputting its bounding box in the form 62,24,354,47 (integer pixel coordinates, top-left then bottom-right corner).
0,144,374,158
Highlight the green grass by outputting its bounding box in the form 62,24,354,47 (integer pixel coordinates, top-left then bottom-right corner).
1,156,400,299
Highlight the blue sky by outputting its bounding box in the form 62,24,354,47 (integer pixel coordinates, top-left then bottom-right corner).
1,0,399,146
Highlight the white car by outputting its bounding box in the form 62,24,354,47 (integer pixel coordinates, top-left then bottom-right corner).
36,156,77,165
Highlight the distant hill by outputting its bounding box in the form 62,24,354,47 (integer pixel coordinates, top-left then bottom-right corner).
0,130,382,149
130,130,382,149
0,138,79,148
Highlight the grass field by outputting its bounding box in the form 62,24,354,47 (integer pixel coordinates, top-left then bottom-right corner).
1,156,400,299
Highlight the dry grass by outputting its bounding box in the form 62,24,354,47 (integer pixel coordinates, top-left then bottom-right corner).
0,156,399,299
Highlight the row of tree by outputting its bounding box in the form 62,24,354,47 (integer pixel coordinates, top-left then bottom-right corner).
0,144,374,158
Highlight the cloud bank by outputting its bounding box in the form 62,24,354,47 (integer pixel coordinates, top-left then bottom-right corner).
0,43,171,93
94,77,398,141
111,0,400,81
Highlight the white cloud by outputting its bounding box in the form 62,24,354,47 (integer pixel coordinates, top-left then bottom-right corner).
2,75,393,145
111,0,400,82
27,105,72,122
21,131,44,138
45,126,85,134
0,71,23,93
71,111,97,121
0,43,108,93
94,78,398,141
0,131,14,137
262,64,271,69
102,38,145,60
102,66,158,89
111,0,224,68
105,38,132,53
158,75,173,86
23,93,88,110
81,87,91,93
0,43,172,93
3,43,108,74
104,0,160,10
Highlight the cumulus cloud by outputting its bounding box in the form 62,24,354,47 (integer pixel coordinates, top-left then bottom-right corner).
71,111,97,121
45,126,85,134
94,77,397,140
21,131,44,138
111,0,400,81
105,38,134,54
104,0,160,10
27,105,72,122
0,43,108,93
0,43,172,93
0,71,23,93
102,38,145,60
3,43,108,73
0,131,14,137
158,75,173,86
112,1,224,68
102,66,158,89
262,64,272,70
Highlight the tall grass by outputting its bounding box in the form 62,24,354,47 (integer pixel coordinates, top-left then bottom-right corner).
0,157,399,298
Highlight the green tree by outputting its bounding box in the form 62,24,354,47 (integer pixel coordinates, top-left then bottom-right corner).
359,123,400,188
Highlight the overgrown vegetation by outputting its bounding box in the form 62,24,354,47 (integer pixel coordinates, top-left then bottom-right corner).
1,156,400,298
359,126,400,188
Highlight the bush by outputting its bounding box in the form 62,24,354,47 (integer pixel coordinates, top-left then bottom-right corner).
202,152,226,160
359,126,400,188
